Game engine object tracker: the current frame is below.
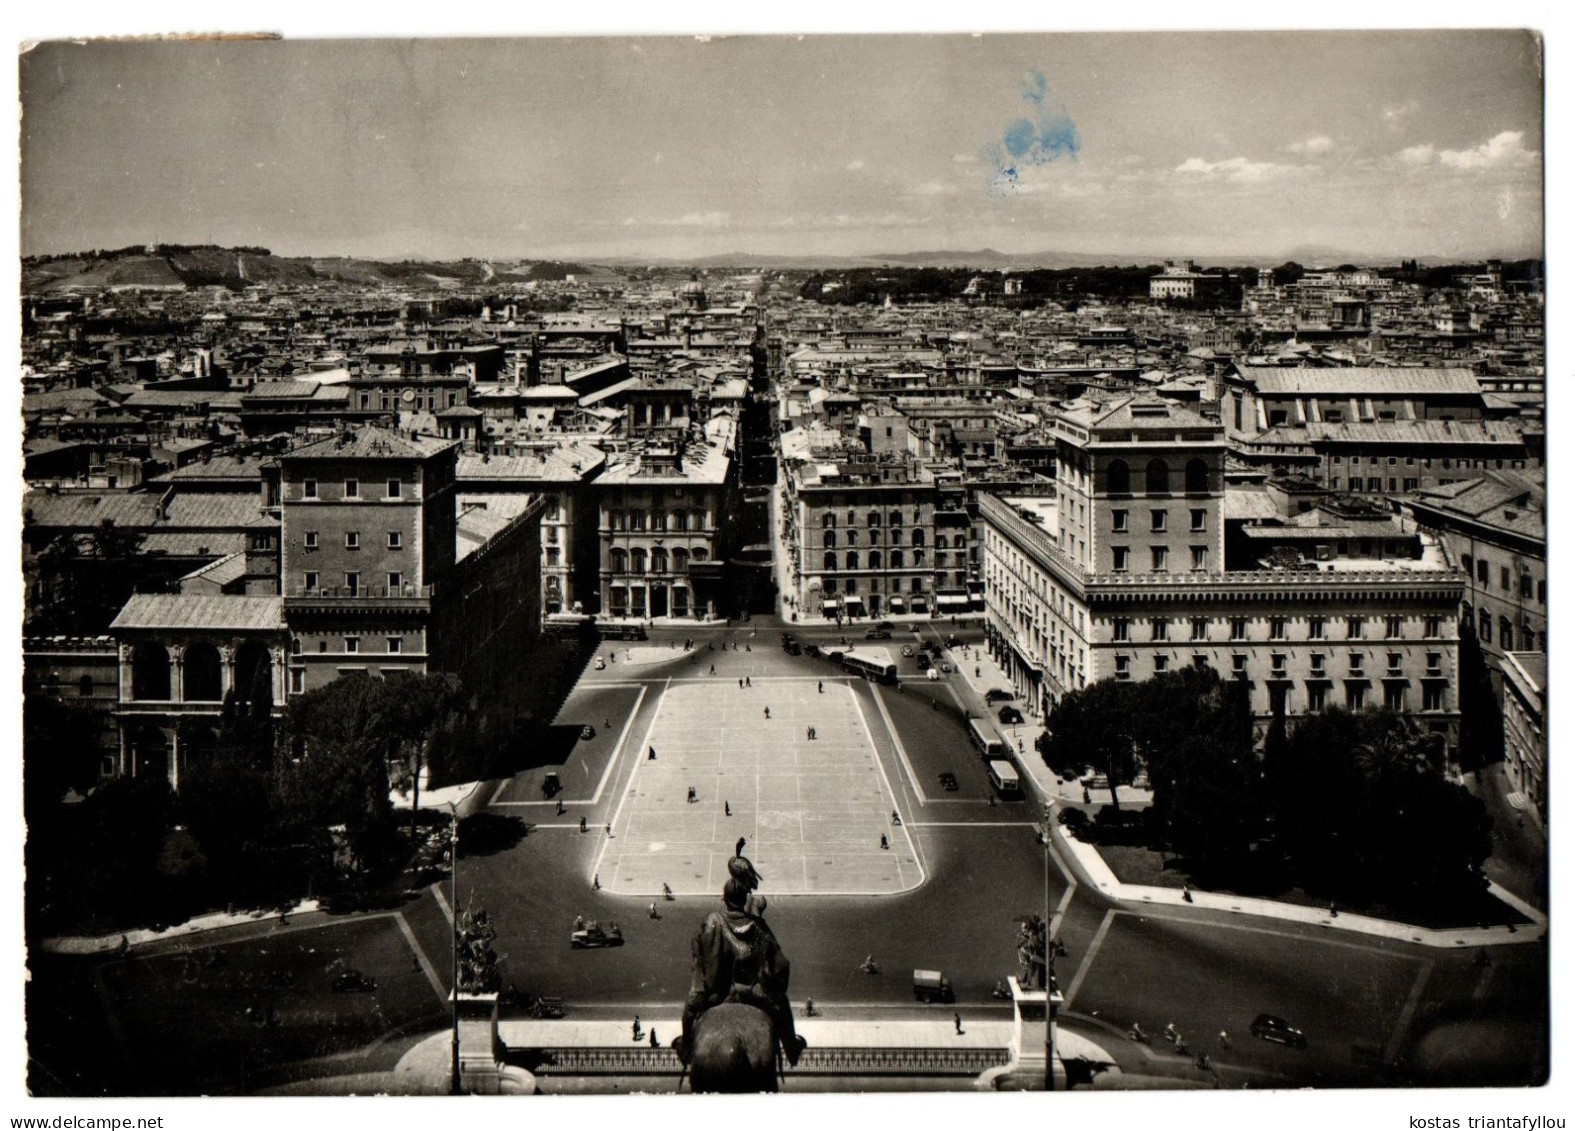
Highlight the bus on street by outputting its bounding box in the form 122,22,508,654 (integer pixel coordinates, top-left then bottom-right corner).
842,647,898,684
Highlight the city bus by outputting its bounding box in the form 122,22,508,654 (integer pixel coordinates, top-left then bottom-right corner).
968,718,1010,760
841,647,898,684
986,759,1022,798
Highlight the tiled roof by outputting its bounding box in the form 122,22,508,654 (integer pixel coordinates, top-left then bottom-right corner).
278,425,456,461
1303,420,1524,446
1241,366,1482,396
110,593,285,632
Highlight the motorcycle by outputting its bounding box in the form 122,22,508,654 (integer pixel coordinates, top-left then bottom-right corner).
1127,1025,1149,1044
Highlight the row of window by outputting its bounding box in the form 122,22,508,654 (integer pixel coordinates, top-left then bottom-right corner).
303,531,402,550
609,510,709,532
1104,457,1210,496
608,546,709,573
301,571,406,593
820,529,931,548
1112,614,1441,642
607,586,692,617
1462,555,1544,602
301,478,404,500
1111,508,1207,534
1468,606,1544,652
822,577,928,595
1329,454,1527,470
292,636,405,655
820,510,918,528
1111,655,1446,711
822,549,927,571
1110,546,1208,573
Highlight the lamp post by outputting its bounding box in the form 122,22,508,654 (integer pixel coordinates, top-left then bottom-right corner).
447,801,460,1095
1043,802,1060,1092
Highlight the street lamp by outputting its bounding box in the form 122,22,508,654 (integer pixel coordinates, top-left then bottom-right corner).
446,800,460,1095
1042,802,1060,1092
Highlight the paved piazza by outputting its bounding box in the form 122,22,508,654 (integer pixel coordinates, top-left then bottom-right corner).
593,678,923,896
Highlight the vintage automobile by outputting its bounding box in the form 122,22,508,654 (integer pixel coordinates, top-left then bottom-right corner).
331,969,377,993
937,772,959,792
594,657,607,670
864,629,892,640
1250,1014,1307,1047
984,688,1014,704
997,706,1025,725
570,921,625,949
925,668,941,681
580,725,596,740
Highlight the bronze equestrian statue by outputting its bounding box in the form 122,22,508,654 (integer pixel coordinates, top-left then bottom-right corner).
674,838,808,1091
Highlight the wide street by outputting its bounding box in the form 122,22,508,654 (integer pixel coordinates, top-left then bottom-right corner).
34,619,1548,1094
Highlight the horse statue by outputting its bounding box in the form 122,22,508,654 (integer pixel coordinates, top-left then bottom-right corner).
687,1002,782,1093
675,838,807,1093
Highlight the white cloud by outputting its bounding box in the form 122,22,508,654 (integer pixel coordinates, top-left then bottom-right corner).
1173,156,1302,183
656,211,732,228
1396,143,1436,166
845,159,865,171
952,153,976,165
1439,130,1538,170
1286,135,1334,156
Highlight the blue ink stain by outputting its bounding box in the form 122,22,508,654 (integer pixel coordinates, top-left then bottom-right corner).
988,69,1079,192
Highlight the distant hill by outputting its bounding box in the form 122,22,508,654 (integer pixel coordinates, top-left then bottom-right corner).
20,247,602,294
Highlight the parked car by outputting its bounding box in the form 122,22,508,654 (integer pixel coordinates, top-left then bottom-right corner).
925,668,941,681
783,641,802,656
594,657,606,670
915,652,931,670
580,725,596,740
571,921,624,949
945,634,964,648
331,970,376,993
912,969,955,1004
541,772,562,798
938,772,959,792
900,644,915,657
997,706,1025,725
804,643,822,657
984,689,1014,704
865,629,892,640
1249,1014,1307,1047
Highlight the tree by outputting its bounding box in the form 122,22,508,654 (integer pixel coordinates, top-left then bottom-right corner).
1042,678,1141,809
1455,619,1504,772
376,672,468,838
1154,674,1261,863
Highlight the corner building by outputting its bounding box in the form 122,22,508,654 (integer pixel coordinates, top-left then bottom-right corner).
981,396,1464,746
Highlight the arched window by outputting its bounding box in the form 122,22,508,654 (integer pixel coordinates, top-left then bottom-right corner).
630,548,648,574
183,642,223,702
610,548,628,573
1145,459,1170,495
691,546,709,562
130,643,171,702
651,547,669,573
1478,609,1492,643
890,510,903,526
1185,458,1209,494
824,531,838,550
891,549,905,569
846,551,860,570
823,513,837,528
1107,459,1131,495
913,549,926,566
673,548,690,572
824,551,838,571
846,510,857,527
911,529,926,547
869,551,883,570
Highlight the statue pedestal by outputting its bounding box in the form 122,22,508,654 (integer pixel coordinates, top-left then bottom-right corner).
453,991,503,1094
1008,976,1066,1090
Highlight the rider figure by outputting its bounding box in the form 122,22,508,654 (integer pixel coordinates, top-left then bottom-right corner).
675,842,808,1068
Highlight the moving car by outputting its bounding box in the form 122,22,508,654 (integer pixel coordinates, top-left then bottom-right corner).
1249,1014,1307,1047
594,657,606,670
900,644,915,657
541,772,562,798
938,772,959,792
865,629,892,640
945,634,964,648
925,668,941,681
783,641,802,656
571,921,625,949
997,706,1025,725
331,970,376,993
984,689,1014,704
580,725,596,740
804,643,821,657
912,969,955,1004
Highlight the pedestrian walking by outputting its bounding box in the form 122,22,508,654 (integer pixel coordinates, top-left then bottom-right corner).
1182,885,1193,903
579,816,588,833
632,1016,643,1042
649,902,659,919
649,746,657,760
954,1013,965,1035
688,786,697,804
807,726,813,741
805,998,818,1017
818,680,824,694
650,1028,659,1049
592,874,600,891
975,666,981,678
880,834,889,850
764,706,771,719
556,798,565,816
1218,1030,1232,1050
725,800,732,816
710,664,716,675
1082,785,1092,804
605,823,613,838
746,675,753,687
739,677,745,689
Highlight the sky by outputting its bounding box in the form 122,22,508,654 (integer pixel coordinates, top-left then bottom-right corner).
17,30,1547,263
